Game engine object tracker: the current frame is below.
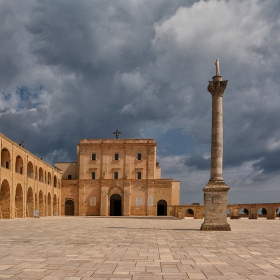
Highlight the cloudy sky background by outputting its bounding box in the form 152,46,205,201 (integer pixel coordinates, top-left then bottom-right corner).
0,0,280,204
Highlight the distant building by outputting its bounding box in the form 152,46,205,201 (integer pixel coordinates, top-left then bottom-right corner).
55,138,180,216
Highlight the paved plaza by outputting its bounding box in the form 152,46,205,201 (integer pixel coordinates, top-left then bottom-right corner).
0,217,280,280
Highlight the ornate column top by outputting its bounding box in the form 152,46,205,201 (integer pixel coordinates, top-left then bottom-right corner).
207,80,228,96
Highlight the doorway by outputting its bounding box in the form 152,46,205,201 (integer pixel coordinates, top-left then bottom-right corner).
65,200,74,216
110,194,122,216
157,200,167,216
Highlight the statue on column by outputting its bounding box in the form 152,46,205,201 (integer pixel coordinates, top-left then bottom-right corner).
215,59,220,76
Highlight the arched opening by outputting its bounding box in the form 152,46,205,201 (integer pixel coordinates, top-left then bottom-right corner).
239,208,249,218
39,190,44,217
47,172,51,185
27,162,34,179
185,208,194,217
39,168,43,182
35,192,38,211
27,187,34,217
258,207,267,218
1,148,11,169
157,200,167,216
53,194,57,215
15,184,23,218
0,179,10,218
47,193,52,216
110,194,122,216
54,176,57,188
35,166,38,180
15,156,23,174
65,200,74,216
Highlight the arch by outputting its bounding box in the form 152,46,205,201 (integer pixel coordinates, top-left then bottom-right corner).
27,162,34,179
0,179,10,218
47,172,51,185
1,148,11,169
185,208,194,217
65,200,74,216
53,194,57,215
258,207,267,218
110,194,122,216
15,184,23,218
39,190,44,217
27,187,34,217
47,193,52,216
157,200,167,216
239,208,249,218
54,175,57,188
15,156,23,174
39,167,44,182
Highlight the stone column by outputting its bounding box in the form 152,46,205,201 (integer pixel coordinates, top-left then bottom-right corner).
201,62,231,231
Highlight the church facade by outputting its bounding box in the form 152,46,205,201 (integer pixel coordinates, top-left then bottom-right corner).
55,138,180,216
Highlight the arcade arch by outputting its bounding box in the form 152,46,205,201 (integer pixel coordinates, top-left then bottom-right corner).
47,193,52,216
39,190,44,216
0,179,10,218
15,184,23,218
15,156,23,174
27,162,34,179
27,187,34,217
1,148,10,169
53,194,57,215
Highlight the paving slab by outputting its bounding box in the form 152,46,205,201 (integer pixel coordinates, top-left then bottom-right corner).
0,217,280,279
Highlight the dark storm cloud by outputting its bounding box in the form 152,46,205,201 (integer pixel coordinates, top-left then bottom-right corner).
0,0,280,203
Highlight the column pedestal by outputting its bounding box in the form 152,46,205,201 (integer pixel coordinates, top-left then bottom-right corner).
200,180,231,231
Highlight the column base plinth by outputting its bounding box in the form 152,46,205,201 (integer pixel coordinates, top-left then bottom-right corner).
200,222,231,231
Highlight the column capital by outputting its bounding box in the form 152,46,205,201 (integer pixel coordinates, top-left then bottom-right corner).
207,80,228,97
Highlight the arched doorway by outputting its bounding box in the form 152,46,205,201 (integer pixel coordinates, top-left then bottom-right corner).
65,200,74,216
110,194,122,216
157,200,167,216
15,184,23,218
27,187,34,217
0,179,10,219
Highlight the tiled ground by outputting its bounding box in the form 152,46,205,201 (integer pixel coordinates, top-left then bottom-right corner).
0,216,280,279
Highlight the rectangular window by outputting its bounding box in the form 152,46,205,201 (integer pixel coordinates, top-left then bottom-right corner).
137,153,142,160
5,161,9,169
114,172,118,179
91,153,96,160
114,153,119,160
68,175,72,179
137,172,142,179
20,167,23,174
91,172,95,179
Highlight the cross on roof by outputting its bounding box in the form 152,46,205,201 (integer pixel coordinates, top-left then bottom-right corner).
113,129,122,139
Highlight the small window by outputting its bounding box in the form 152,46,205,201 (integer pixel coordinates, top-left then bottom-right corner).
137,172,142,179
5,161,9,169
91,154,96,160
114,172,118,179
68,175,72,180
91,172,95,179
114,153,119,160
20,167,23,174
137,153,142,160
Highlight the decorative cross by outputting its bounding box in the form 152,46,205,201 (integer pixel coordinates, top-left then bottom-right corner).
113,129,122,139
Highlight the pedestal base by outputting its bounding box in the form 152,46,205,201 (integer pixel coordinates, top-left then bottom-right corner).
201,179,231,231
200,222,231,231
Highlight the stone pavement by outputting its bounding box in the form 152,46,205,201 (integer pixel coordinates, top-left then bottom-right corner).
0,217,280,280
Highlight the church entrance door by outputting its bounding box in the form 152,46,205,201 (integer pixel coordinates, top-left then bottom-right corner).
110,194,122,216
65,200,74,216
157,200,167,216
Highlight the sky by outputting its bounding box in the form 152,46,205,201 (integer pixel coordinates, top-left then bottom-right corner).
0,0,280,205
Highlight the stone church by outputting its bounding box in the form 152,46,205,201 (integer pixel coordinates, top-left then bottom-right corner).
55,138,180,216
